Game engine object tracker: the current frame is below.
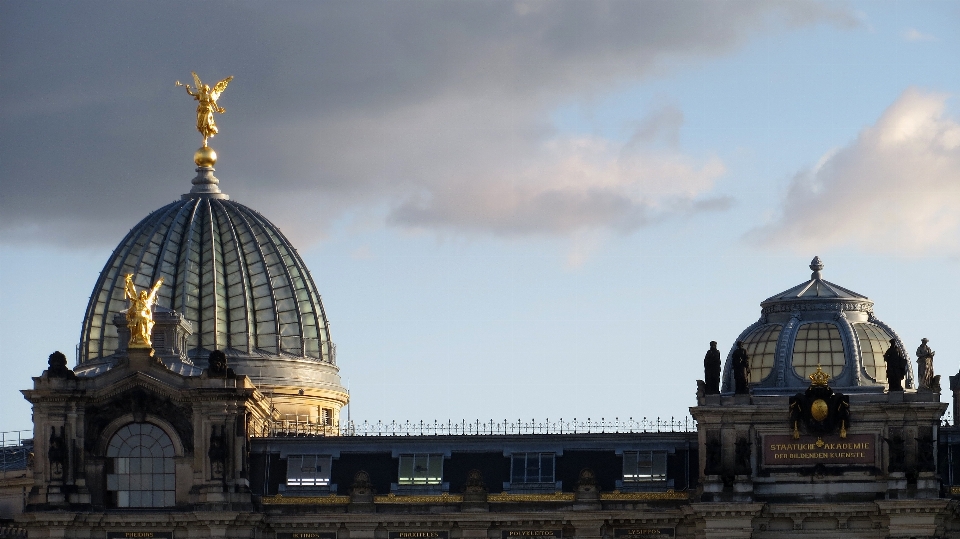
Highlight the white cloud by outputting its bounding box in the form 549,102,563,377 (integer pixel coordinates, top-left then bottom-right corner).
749,88,960,253
902,28,937,42
0,0,856,247
387,130,729,236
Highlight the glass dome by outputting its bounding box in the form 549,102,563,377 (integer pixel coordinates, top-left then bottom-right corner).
75,163,348,425
722,257,912,394
79,197,333,365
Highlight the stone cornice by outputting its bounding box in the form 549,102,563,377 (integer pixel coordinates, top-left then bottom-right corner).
875,499,952,514
687,502,765,518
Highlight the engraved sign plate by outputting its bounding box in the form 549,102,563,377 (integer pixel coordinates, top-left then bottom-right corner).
277,533,337,539
762,433,876,467
614,528,675,537
107,534,173,539
389,533,449,539
501,531,562,539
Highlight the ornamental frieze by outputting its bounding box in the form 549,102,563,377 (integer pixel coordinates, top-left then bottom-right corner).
760,301,874,315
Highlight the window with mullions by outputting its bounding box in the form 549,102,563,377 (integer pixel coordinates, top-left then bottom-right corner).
286,455,332,487
743,324,783,383
398,454,443,485
105,423,176,508
511,453,555,484
854,323,891,383
792,323,846,380
623,451,667,482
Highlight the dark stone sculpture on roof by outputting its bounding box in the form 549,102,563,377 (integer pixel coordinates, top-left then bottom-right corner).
704,341,722,395
732,341,750,395
885,339,908,391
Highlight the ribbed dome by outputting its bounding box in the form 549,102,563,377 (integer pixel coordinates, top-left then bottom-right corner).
79,196,334,366
721,257,913,395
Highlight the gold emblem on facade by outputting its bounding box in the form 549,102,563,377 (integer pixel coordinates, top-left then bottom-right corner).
124,274,164,349
811,398,829,421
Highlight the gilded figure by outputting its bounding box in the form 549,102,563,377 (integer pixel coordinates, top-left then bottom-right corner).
124,274,164,348
176,72,233,146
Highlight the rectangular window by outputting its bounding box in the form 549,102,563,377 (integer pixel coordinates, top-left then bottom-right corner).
398,454,443,485
511,453,555,484
623,451,667,482
286,455,332,487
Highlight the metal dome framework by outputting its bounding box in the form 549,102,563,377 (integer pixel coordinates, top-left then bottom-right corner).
80,197,334,366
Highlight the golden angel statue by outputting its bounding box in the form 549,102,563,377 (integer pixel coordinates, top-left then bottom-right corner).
124,274,164,349
176,72,233,146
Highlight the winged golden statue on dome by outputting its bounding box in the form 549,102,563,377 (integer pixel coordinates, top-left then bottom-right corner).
176,72,233,146
124,274,164,349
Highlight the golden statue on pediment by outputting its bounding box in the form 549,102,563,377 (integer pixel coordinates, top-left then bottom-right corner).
124,274,164,349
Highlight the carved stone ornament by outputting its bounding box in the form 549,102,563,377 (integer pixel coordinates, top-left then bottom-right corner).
48,426,67,479
464,469,487,494
46,351,76,379
761,300,874,316
350,470,374,497
208,425,228,479
206,349,235,377
705,436,722,475
788,365,850,439
576,468,599,492
734,437,751,475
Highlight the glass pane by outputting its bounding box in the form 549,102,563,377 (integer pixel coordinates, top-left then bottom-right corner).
427,455,442,484
398,455,414,485
744,324,783,383
541,454,554,482
511,456,524,483
652,452,667,476
623,452,639,478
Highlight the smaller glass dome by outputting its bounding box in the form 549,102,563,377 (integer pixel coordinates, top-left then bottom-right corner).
722,257,912,395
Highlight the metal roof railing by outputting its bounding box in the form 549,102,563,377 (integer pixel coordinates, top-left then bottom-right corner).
0,430,33,472
252,416,697,438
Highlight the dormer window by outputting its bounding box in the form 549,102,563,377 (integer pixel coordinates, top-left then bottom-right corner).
623,450,667,482
398,454,443,486
511,453,555,484
286,454,332,487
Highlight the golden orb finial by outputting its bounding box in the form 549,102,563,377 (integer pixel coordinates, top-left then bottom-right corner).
809,365,830,387
194,146,218,167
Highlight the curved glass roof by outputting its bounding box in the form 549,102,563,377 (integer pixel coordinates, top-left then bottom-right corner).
722,257,912,394
79,197,333,365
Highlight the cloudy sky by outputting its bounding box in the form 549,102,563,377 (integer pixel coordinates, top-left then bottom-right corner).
2,1,959,431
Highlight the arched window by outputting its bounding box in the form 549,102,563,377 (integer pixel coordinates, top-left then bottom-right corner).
105,423,176,507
